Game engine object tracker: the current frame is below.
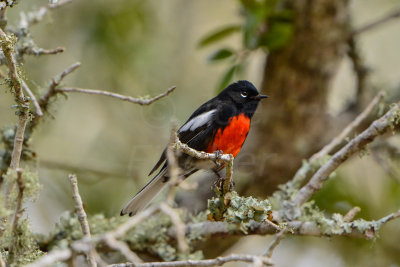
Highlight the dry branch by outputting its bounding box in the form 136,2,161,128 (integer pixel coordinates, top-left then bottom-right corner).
352,8,400,36
109,254,273,267
21,79,43,116
7,168,25,263
292,102,400,206
68,174,96,267
25,249,72,267
57,86,176,106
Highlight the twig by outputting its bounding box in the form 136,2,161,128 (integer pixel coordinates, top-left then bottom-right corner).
39,62,81,110
57,86,176,106
292,102,400,206
290,91,386,189
166,124,182,204
7,168,25,263
264,229,287,258
159,203,189,253
100,234,142,263
21,0,73,28
22,46,65,56
352,8,400,36
109,254,273,267
174,137,234,195
21,79,43,116
25,249,72,267
0,28,29,170
310,91,384,162
343,206,361,222
68,174,96,267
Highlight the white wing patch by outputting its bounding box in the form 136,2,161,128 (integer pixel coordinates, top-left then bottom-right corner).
180,109,216,132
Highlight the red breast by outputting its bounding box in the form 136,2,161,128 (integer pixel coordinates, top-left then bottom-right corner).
206,114,251,157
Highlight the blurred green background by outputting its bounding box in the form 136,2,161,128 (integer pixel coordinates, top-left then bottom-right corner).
1,0,400,266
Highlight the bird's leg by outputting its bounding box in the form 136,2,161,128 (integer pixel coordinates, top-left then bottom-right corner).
212,169,225,191
213,150,224,168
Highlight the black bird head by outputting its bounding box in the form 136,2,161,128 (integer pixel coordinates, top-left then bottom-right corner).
218,80,268,118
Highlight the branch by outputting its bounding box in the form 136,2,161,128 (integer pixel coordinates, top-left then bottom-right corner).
39,62,81,111
57,86,176,106
20,0,73,29
7,168,25,263
68,174,96,267
109,254,273,267
264,229,287,258
352,8,400,36
292,102,400,206
25,249,72,267
22,46,65,56
21,79,43,116
0,28,29,171
160,203,189,253
309,91,384,162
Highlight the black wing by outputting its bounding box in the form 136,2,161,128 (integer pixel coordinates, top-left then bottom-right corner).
148,97,223,176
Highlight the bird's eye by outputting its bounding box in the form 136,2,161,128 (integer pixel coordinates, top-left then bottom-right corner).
240,91,248,98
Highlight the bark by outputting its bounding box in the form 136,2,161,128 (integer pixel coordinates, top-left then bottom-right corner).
245,0,351,197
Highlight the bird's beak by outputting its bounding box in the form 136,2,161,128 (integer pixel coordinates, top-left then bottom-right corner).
252,94,269,100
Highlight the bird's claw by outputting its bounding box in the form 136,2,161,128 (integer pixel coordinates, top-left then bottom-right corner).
213,150,224,167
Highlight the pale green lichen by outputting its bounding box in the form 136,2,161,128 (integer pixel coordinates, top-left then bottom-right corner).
207,191,272,232
41,210,204,262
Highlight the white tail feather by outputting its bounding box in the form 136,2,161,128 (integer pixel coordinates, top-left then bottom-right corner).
120,169,167,216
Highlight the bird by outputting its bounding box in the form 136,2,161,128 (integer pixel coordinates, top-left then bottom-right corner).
120,80,268,216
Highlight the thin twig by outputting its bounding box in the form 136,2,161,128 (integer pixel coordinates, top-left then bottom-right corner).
264,229,287,258
21,0,73,28
290,91,385,189
23,46,65,56
25,249,72,267
310,91,384,162
0,28,29,170
166,124,182,205
57,86,176,106
292,102,400,206
352,8,400,36
160,203,189,253
100,234,142,263
7,168,25,263
109,254,273,267
68,174,96,267
39,62,81,110
343,206,361,222
22,79,43,116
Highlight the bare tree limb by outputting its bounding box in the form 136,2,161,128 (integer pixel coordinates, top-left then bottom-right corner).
25,249,72,267
39,62,81,111
160,203,189,253
68,174,96,267
21,79,43,116
352,8,400,36
109,254,273,267
100,234,142,264
292,102,400,206
21,46,65,56
57,86,176,106
20,0,73,29
343,206,361,222
264,229,287,258
309,91,384,163
7,168,25,263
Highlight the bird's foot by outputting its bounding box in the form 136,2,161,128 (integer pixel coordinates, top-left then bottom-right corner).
213,150,224,167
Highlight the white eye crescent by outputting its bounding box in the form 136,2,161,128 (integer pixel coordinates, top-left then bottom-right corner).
241,91,248,98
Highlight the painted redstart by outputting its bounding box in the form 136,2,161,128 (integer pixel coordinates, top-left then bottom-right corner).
121,80,268,216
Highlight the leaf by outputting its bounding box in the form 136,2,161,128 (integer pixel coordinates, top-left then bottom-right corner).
208,48,234,62
217,65,238,92
198,25,241,48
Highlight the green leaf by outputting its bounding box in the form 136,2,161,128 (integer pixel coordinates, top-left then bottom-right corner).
208,48,234,62
259,21,293,51
198,25,241,47
217,65,238,92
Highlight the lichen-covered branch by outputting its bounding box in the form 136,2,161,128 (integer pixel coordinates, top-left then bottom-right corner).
109,254,273,267
292,102,400,206
68,174,96,267
25,249,72,267
57,86,176,106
